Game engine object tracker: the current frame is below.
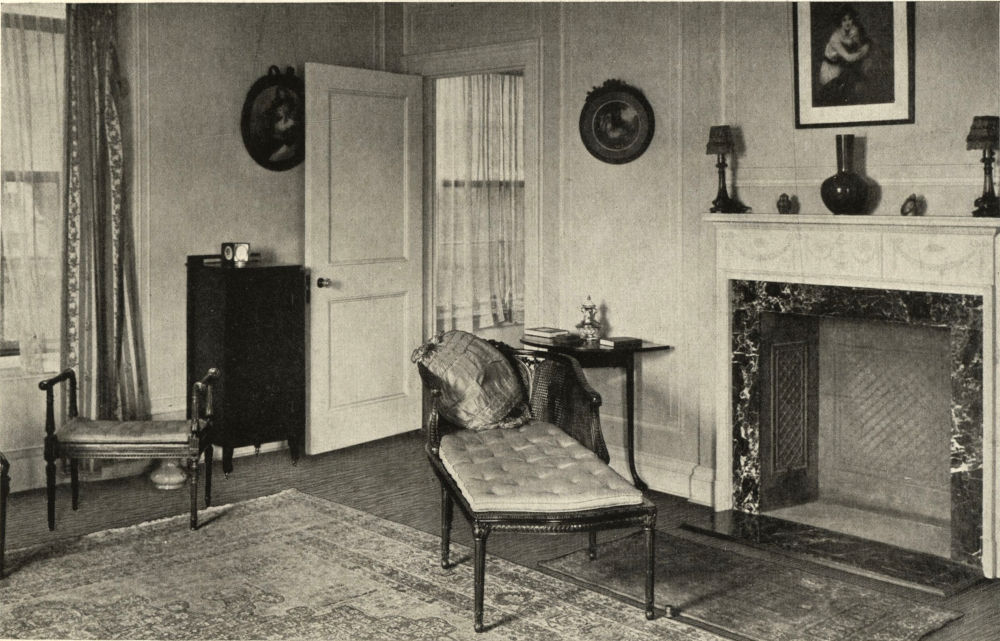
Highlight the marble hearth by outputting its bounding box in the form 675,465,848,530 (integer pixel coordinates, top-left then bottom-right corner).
708,214,1000,580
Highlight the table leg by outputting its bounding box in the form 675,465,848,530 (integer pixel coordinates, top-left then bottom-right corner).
624,354,648,491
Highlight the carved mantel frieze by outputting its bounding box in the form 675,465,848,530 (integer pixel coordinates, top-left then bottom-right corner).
708,214,1000,292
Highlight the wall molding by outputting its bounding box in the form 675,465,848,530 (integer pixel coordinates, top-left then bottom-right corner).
606,443,715,506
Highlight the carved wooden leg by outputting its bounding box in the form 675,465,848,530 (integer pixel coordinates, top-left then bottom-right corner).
188,458,199,530
44,441,56,531
70,459,79,510
1,456,9,578
645,523,657,620
588,531,598,560
441,485,453,569
473,522,490,633
203,445,213,507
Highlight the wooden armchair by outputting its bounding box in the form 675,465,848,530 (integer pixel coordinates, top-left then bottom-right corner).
1,452,8,578
40,368,219,531
415,334,660,632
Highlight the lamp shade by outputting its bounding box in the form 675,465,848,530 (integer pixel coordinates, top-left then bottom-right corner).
706,125,735,155
966,116,999,150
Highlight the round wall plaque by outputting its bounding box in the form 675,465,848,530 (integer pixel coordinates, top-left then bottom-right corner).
578,79,654,164
240,66,305,172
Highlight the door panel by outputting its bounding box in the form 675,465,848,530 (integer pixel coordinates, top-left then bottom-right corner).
305,63,423,454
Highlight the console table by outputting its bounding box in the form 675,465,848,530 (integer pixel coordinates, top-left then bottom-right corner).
520,336,672,491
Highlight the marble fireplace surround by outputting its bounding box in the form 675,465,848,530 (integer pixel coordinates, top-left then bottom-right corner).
708,214,1000,578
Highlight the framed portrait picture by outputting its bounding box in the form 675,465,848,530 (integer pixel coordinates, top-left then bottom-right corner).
579,79,655,164
793,2,914,128
240,66,305,171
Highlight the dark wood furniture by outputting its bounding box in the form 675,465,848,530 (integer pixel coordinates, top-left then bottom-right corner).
520,335,672,491
418,342,663,632
1,452,8,578
40,368,218,531
187,255,306,475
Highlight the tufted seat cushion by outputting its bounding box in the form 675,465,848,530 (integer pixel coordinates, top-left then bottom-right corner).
58,418,191,444
439,420,643,513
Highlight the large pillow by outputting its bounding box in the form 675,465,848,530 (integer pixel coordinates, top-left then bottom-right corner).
411,330,531,431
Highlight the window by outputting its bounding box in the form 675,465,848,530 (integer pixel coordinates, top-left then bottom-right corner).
1,4,65,367
432,72,524,335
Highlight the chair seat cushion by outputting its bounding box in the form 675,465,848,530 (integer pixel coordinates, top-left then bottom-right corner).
58,418,191,444
439,420,643,513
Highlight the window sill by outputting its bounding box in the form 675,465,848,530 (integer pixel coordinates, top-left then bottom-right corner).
0,352,61,377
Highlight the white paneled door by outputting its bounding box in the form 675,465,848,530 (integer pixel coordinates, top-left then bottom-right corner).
304,63,423,454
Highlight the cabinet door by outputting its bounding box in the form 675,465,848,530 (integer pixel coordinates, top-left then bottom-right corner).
224,268,304,449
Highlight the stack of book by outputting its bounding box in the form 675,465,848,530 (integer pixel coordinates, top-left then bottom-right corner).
599,336,643,349
524,326,570,339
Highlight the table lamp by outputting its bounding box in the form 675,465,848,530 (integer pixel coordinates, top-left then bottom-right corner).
967,115,999,218
706,125,750,213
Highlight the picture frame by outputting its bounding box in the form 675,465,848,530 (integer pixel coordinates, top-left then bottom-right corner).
579,79,655,164
793,2,914,129
240,66,305,171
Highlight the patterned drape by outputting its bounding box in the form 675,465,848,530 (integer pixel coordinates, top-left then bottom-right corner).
63,4,148,421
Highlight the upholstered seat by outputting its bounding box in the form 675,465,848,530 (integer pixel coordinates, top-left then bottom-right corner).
439,420,643,513
58,419,191,444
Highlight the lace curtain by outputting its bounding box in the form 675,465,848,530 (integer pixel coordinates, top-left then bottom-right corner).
433,73,524,333
1,8,65,373
63,4,149,420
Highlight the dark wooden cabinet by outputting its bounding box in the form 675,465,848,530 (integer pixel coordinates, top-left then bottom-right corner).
186,255,305,475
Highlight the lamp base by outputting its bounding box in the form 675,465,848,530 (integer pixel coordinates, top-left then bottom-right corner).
710,195,751,214
972,194,999,218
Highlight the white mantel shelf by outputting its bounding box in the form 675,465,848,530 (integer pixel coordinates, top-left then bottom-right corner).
706,213,1000,229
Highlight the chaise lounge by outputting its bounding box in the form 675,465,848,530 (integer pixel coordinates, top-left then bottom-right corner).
413,330,662,632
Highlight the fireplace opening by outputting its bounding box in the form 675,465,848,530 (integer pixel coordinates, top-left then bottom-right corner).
758,312,952,557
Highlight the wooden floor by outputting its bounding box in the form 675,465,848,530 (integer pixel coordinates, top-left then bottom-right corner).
5,429,999,641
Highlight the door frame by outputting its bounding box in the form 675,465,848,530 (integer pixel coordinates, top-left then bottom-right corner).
404,41,541,341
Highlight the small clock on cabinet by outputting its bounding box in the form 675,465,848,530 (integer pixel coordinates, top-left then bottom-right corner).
220,242,251,266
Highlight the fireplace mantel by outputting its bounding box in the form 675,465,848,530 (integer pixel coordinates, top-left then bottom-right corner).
708,213,1000,578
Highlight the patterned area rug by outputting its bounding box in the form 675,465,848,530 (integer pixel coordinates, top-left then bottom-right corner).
1,489,722,640
539,531,963,641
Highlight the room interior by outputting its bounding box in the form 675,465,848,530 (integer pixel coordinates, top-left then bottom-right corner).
2,2,1000,639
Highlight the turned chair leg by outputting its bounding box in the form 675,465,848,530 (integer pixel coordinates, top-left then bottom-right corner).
645,523,657,620
188,457,199,530
588,531,598,560
45,453,56,531
473,523,489,633
203,445,213,507
70,459,79,510
441,485,453,568
1,458,9,579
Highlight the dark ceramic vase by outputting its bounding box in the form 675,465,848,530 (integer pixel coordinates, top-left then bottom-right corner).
820,134,868,215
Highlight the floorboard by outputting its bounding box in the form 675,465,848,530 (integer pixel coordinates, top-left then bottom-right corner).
4,430,998,640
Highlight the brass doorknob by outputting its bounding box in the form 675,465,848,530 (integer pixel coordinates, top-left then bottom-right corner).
316,277,333,288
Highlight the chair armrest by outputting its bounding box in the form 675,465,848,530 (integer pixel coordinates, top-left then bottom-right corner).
510,349,610,463
38,370,78,447
425,387,442,454
190,368,220,433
